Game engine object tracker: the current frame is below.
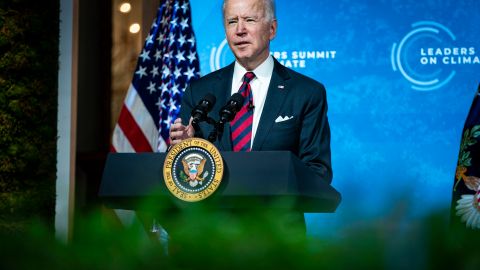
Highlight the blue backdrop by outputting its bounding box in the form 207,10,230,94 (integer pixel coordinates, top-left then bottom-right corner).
189,0,480,236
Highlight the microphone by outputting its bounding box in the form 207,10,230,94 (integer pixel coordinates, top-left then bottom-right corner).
219,93,245,124
191,93,216,125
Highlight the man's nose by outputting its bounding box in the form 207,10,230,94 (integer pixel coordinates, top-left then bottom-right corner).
235,20,246,35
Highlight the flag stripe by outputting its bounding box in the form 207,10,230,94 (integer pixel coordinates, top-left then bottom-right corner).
118,105,154,152
111,125,135,153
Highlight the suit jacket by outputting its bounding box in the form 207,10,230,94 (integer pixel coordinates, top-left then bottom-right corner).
180,58,332,183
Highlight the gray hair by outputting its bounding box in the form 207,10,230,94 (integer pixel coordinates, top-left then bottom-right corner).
222,0,277,22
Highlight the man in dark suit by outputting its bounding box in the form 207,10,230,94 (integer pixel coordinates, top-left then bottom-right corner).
170,0,332,184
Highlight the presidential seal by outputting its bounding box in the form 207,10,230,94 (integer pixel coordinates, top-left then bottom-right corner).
163,138,224,202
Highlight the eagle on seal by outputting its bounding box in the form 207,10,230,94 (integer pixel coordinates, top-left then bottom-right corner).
182,157,206,187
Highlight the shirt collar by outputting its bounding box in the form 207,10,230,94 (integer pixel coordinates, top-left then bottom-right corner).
233,55,274,85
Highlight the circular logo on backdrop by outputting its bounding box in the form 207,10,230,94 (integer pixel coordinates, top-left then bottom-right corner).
209,39,234,72
163,138,224,202
391,21,479,91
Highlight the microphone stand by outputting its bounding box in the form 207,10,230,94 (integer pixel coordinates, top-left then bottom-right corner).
206,117,220,143
192,116,222,144
208,120,227,144
192,121,201,135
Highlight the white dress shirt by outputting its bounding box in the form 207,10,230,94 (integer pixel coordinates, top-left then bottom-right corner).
230,56,274,146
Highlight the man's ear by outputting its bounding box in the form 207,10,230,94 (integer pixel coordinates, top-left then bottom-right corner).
269,19,277,40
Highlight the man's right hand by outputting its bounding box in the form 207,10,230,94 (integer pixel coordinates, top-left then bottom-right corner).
169,117,194,146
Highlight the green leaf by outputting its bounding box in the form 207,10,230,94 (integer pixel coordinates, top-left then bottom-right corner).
471,125,480,134
462,151,471,161
465,158,472,166
466,139,477,146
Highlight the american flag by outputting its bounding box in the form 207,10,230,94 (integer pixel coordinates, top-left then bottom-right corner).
111,0,200,152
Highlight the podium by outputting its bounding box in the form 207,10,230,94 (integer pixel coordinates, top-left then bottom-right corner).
99,151,341,213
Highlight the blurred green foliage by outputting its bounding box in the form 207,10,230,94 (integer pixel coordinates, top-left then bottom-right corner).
0,204,479,269
0,1,58,232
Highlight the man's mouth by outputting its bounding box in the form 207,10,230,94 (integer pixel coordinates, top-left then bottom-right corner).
235,41,250,48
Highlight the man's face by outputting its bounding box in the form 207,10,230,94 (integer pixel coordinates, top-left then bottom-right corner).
224,0,277,70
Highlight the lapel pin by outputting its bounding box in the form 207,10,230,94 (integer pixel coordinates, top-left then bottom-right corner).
278,85,285,89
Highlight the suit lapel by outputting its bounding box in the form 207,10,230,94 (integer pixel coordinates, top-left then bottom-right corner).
213,63,235,151
252,60,291,150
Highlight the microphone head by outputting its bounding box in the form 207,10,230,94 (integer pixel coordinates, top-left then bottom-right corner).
191,93,217,124
203,93,216,112
230,93,244,111
218,93,245,124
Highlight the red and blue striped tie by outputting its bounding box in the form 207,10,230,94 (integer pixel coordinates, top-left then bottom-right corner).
231,72,255,151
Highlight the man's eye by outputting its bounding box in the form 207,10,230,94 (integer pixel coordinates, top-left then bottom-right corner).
228,20,237,25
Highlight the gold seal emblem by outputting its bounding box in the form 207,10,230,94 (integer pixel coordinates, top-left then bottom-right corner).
163,138,224,202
